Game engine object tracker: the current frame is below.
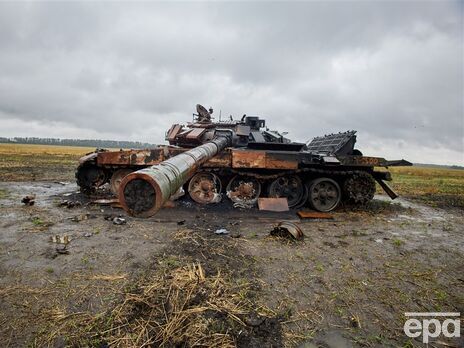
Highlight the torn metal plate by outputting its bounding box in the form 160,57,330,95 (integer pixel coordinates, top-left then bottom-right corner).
297,210,333,219
258,198,289,212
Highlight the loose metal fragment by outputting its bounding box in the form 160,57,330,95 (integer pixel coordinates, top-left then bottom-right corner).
297,211,334,219
21,195,35,206
258,198,289,212
270,221,304,240
92,198,120,205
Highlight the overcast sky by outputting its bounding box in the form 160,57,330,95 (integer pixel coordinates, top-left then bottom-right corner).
0,1,462,165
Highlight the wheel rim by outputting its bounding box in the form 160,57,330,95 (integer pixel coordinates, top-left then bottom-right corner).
226,176,261,205
188,172,222,204
268,175,304,208
308,178,341,212
110,169,133,195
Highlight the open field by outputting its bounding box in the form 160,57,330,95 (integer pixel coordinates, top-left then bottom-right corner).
0,143,95,182
387,166,464,209
0,144,463,347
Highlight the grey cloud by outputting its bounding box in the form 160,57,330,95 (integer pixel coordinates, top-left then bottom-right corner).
0,1,462,164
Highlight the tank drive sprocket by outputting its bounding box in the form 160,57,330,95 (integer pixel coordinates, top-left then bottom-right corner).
75,162,107,194
343,172,376,204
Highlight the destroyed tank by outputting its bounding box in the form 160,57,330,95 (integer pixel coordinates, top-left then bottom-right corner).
76,104,411,217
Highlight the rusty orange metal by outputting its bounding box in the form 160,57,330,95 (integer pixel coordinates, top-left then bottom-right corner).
232,150,266,168
265,154,298,169
270,221,304,240
167,124,182,143
203,150,231,167
339,156,385,166
258,198,289,212
186,127,206,140
231,150,298,169
297,210,334,219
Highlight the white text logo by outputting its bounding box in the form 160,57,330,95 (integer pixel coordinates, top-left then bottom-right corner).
403,312,460,344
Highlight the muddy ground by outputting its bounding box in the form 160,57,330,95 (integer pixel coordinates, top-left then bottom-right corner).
0,180,463,347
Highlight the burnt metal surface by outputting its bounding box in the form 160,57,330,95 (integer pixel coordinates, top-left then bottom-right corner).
306,131,357,155
337,156,387,167
226,175,261,207
268,175,304,208
231,150,298,170
343,172,376,204
119,136,231,217
188,172,222,204
76,104,412,214
258,198,289,212
270,221,304,240
297,211,334,219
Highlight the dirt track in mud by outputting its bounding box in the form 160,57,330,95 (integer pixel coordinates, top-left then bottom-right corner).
0,181,463,347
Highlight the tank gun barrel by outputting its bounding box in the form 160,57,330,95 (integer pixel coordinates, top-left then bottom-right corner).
118,134,231,217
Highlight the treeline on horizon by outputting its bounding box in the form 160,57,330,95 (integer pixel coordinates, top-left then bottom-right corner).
0,137,156,149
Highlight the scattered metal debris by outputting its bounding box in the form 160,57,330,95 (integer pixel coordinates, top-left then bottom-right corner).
258,198,289,212
177,220,186,225
113,217,126,225
214,228,229,235
50,235,71,255
50,235,72,244
55,245,69,255
232,202,250,209
59,200,81,208
169,187,185,201
84,232,93,238
92,198,119,205
21,195,35,206
297,210,333,219
70,213,92,222
270,221,304,240
104,214,127,225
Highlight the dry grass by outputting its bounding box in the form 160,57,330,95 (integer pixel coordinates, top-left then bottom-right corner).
385,166,464,208
1,229,280,347
2,263,268,347
93,263,244,348
0,143,96,156
0,143,96,181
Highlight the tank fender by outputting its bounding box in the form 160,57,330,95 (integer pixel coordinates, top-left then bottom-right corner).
78,152,98,165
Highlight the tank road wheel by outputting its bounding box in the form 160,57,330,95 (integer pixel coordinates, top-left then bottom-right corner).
343,172,376,204
307,178,341,212
188,172,222,204
226,175,261,206
110,169,134,195
268,175,304,208
76,163,107,194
